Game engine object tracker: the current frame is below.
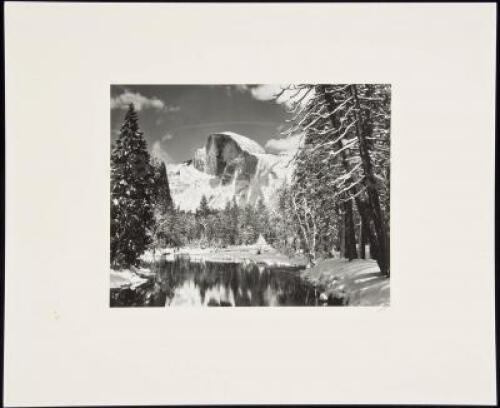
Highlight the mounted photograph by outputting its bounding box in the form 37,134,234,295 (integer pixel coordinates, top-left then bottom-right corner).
110,84,391,307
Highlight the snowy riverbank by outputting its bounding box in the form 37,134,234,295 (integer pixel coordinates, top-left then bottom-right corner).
139,245,308,267
300,259,390,306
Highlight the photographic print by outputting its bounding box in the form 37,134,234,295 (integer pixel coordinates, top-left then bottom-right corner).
110,84,391,307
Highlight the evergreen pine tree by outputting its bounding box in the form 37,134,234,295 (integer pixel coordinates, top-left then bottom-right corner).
230,197,240,245
255,197,271,240
197,194,211,218
110,104,156,268
150,157,175,251
151,158,173,212
282,84,390,273
241,203,257,244
221,200,233,246
195,195,211,243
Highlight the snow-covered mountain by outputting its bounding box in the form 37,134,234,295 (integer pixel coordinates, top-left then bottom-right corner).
167,132,294,212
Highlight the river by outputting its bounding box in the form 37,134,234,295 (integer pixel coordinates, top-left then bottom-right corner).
110,256,334,307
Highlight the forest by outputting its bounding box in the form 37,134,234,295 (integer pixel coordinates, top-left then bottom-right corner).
111,84,390,277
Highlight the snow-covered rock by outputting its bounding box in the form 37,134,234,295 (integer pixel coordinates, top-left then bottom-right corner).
193,147,206,172
110,268,150,290
168,132,294,211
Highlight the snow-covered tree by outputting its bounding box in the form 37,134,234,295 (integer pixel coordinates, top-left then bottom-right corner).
219,199,239,246
348,84,390,273
151,158,173,212
150,157,175,255
255,197,272,241
197,194,211,218
240,203,257,244
195,195,212,243
282,84,390,275
229,197,240,245
111,104,156,268
271,183,302,256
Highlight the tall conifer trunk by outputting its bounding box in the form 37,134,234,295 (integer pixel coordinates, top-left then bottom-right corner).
320,85,360,262
355,197,378,261
344,200,358,260
350,85,390,276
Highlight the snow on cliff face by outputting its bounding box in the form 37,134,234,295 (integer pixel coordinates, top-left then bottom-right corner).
193,147,206,172
168,132,293,212
216,131,265,155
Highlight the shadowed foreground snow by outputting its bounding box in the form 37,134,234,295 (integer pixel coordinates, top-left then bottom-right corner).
300,259,390,306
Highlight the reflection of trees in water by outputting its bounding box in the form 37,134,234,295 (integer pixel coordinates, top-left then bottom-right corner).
154,259,317,306
111,259,318,307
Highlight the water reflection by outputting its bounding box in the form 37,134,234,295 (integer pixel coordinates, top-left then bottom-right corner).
111,257,324,307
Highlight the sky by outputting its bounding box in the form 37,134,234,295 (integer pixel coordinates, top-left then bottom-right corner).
110,84,310,164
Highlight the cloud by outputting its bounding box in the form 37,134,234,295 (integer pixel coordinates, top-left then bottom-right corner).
265,133,304,154
111,91,170,112
151,140,173,164
161,133,174,141
249,84,315,109
250,84,282,101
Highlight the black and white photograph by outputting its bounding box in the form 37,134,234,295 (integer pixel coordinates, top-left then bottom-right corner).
110,84,391,307
5,3,496,406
